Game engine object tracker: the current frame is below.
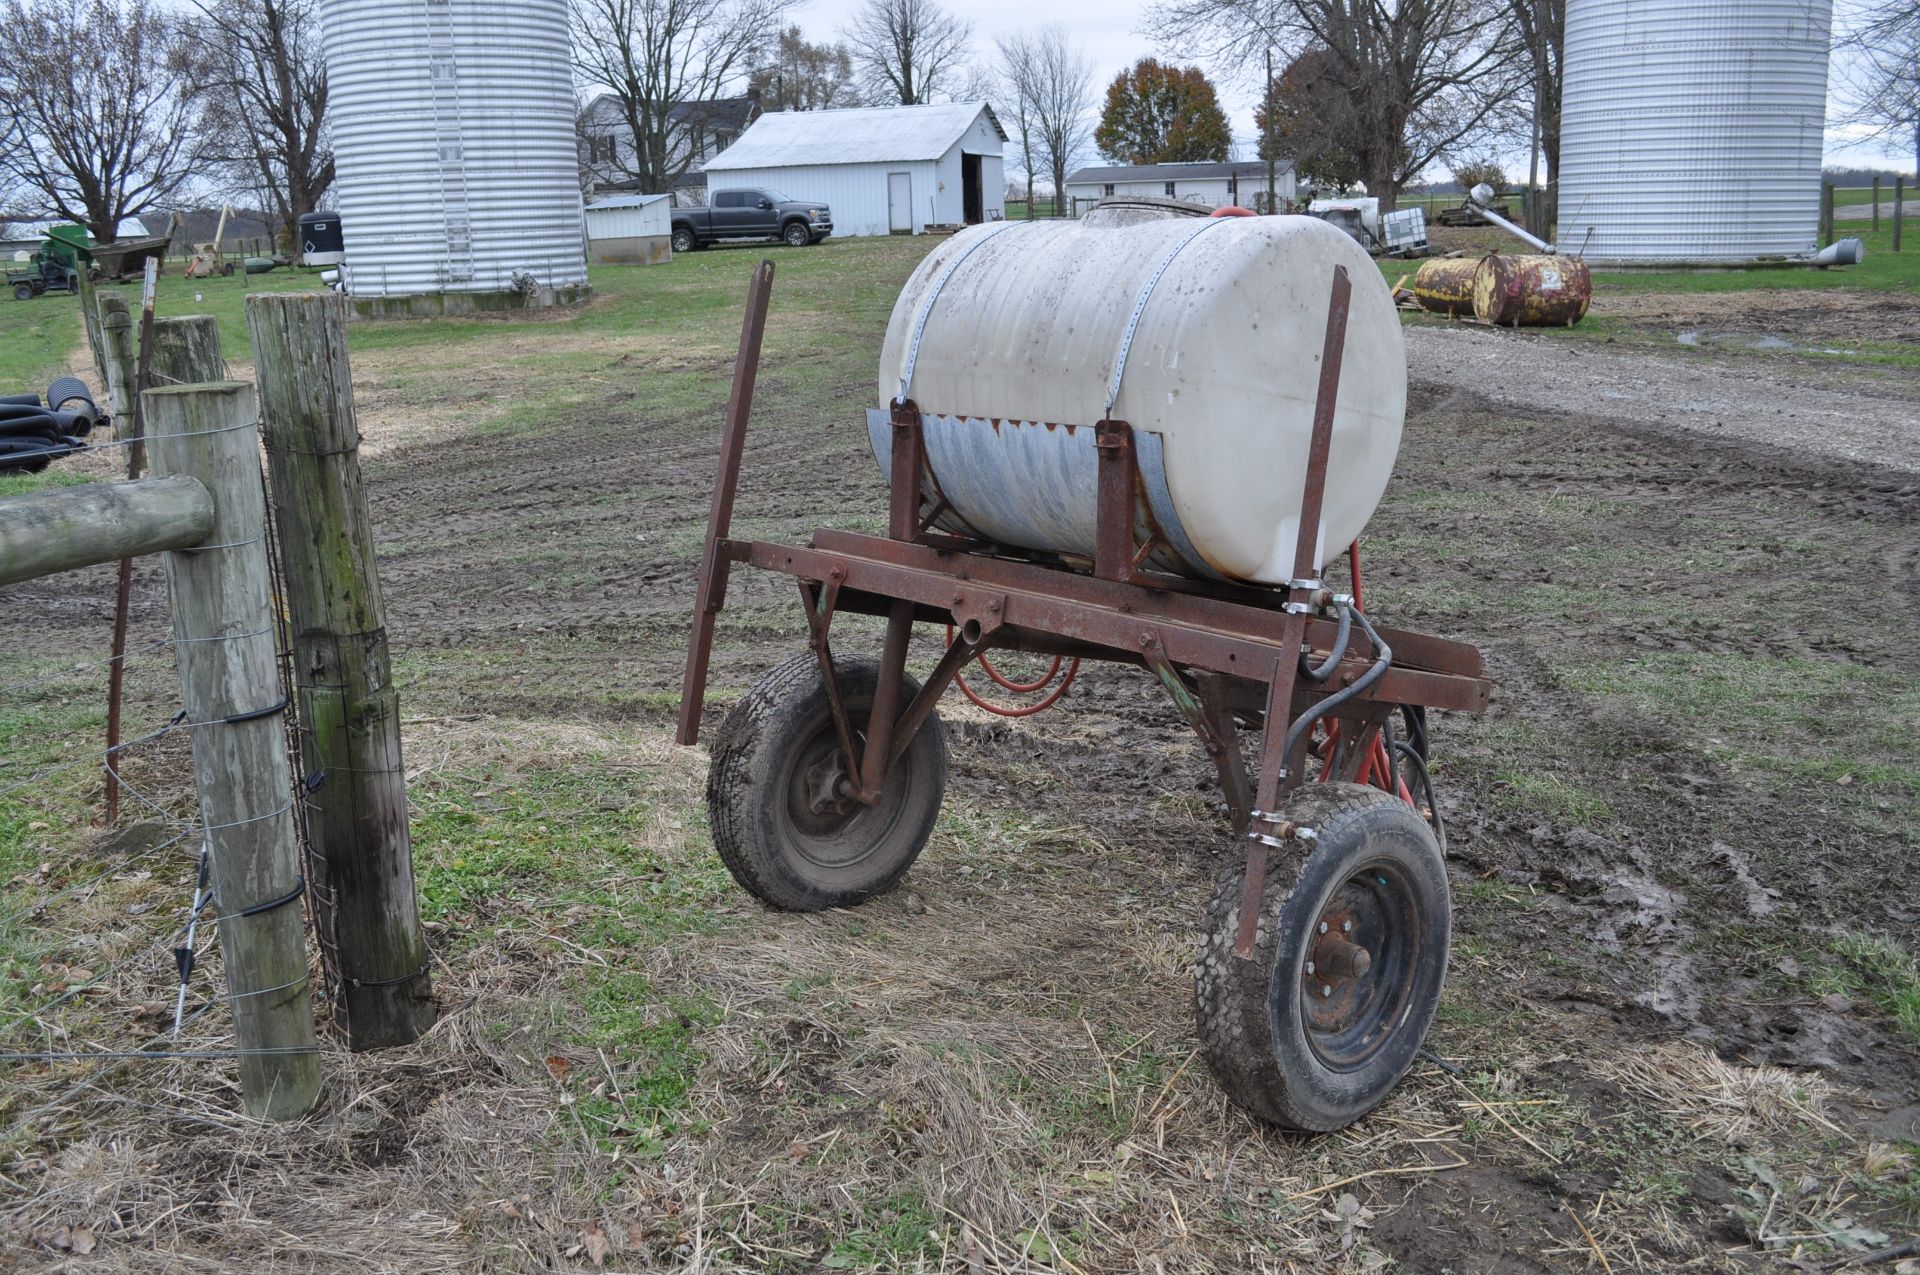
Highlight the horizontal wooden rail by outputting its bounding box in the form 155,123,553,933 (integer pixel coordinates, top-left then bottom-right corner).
0,476,213,586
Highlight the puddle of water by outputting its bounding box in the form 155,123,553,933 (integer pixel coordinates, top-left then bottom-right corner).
1675,329,1797,351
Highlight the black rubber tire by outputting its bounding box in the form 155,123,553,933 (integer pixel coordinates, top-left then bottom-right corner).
707,653,947,912
11,284,31,301
671,226,699,253
782,221,811,248
1195,782,1450,1131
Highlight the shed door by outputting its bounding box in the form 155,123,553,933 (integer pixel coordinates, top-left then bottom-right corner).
888,172,913,234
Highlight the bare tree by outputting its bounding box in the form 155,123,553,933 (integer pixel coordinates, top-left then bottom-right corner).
749,25,858,110
187,0,332,243
1500,0,1561,224
843,0,974,106
1149,0,1514,208
1025,27,1094,217
1837,1,1920,177
572,0,786,193
0,0,198,241
996,35,1042,214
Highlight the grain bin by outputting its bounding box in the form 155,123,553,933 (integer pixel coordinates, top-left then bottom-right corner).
868,215,1404,584
1558,0,1834,266
318,0,587,306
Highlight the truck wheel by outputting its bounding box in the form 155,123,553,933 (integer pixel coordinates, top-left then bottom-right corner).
12,284,32,301
671,226,698,253
708,653,946,912
1195,782,1450,1131
782,222,811,248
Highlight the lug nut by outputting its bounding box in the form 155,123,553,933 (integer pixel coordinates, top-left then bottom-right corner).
1318,921,1329,935
1305,961,1316,975
1320,985,1332,998
1342,919,1353,933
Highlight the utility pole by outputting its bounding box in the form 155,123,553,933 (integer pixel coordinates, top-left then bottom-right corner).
1265,46,1276,214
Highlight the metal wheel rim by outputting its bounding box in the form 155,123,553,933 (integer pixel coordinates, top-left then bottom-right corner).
1296,859,1422,1071
777,715,912,871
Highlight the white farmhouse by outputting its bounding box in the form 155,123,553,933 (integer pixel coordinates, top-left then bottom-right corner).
701,102,1006,237
1063,161,1297,215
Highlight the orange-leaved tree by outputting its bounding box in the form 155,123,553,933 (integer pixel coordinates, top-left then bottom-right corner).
1093,58,1231,165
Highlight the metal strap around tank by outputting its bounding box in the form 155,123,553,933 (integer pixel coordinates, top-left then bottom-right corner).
1103,215,1233,419
896,220,1026,405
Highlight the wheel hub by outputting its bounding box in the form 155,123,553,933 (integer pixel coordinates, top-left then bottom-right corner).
1302,901,1378,1033
800,750,856,818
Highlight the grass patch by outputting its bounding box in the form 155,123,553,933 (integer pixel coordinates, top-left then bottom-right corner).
1811,933,1920,1049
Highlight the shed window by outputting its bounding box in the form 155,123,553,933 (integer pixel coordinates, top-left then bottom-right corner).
1103,183,1114,196
1164,181,1176,197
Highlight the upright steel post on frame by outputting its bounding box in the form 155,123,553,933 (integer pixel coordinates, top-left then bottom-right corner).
677,259,776,747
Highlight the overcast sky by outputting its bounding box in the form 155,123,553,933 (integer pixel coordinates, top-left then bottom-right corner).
789,0,1910,176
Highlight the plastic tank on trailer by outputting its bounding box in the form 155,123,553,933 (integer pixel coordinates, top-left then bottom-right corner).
1557,0,1834,266
318,0,587,298
871,214,1404,585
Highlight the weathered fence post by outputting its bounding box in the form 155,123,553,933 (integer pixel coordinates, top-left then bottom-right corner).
1820,182,1835,247
1873,176,1882,232
151,316,226,386
145,380,323,1120
1896,178,1906,253
246,292,435,1051
72,270,108,392
96,295,136,424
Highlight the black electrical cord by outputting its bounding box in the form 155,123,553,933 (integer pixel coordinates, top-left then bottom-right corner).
1282,602,1394,776
1298,599,1351,683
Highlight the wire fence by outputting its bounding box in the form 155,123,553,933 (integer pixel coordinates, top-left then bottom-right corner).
0,473,326,1142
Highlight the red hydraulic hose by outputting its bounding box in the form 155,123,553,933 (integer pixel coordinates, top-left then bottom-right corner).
945,625,1081,717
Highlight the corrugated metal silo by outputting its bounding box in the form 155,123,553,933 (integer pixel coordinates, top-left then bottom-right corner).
319,0,587,299
1558,0,1834,265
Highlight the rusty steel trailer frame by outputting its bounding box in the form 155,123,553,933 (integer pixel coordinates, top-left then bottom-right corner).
679,257,1489,955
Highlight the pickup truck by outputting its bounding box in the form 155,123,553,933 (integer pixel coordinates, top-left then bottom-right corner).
670,188,832,252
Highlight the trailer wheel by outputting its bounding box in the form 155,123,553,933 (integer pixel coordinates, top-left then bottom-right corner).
1195,782,1449,1131
708,653,946,912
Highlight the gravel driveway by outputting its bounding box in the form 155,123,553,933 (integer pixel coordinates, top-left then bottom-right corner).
1404,323,1920,473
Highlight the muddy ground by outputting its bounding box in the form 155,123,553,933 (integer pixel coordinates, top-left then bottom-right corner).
1,242,1917,1272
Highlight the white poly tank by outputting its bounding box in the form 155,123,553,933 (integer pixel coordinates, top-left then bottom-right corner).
1558,0,1834,265
871,214,1404,585
319,0,588,297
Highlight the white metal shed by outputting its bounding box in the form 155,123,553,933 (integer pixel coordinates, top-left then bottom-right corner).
701,103,1006,237
585,193,672,265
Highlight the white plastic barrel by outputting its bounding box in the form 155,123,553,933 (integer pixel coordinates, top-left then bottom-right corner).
871,213,1404,584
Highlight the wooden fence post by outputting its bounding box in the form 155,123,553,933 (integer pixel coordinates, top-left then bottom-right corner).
246,292,435,1051
97,295,136,424
151,316,226,386
1896,178,1905,253
1820,182,1835,247
145,380,323,1120
1874,176,1882,232
72,270,108,393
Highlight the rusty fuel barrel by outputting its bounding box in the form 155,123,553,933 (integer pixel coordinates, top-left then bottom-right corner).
1472,253,1592,327
1408,256,1479,316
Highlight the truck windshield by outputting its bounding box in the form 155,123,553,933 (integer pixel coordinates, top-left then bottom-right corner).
760,190,793,203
